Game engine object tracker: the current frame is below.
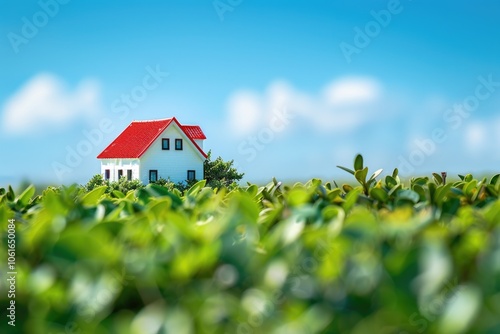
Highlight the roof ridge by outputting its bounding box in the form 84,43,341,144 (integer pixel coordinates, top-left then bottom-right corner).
132,118,173,123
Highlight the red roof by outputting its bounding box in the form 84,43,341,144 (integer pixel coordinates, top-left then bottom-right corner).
97,117,207,159
181,125,206,140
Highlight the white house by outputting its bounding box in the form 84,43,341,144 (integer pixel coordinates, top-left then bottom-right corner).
97,117,207,184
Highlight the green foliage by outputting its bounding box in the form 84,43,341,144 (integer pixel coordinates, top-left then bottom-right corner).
337,153,383,195
2,156,500,333
110,176,144,194
83,151,244,197
84,173,107,191
84,174,145,195
204,150,244,189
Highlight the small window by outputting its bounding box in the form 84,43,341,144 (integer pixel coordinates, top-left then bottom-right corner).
187,170,196,181
104,169,110,180
118,169,123,179
162,138,170,150
175,139,183,150
149,170,158,183
127,170,132,181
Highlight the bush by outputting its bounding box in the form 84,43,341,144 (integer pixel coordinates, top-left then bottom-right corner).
204,150,244,189
83,174,106,191
3,163,500,333
109,176,144,194
83,174,144,194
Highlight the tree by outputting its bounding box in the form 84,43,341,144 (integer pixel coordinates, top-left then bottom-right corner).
204,150,244,189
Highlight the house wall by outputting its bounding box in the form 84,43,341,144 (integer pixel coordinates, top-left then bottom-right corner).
100,159,140,182
139,123,205,184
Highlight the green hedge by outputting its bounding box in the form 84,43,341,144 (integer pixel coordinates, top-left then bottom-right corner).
1,157,500,333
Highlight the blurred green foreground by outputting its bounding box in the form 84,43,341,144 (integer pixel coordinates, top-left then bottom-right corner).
2,167,500,333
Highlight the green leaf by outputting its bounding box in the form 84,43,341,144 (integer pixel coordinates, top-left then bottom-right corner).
490,174,500,186
354,167,369,184
397,189,420,204
246,184,259,197
16,184,35,206
442,197,461,217
343,188,361,212
286,187,310,206
385,175,398,188
316,184,327,198
449,187,462,196
354,154,364,171
370,187,388,202
485,184,498,197
463,180,478,197
337,165,355,175
327,188,342,201
412,184,426,201
485,201,500,224
368,168,383,183
427,182,437,203
80,185,107,206
412,177,429,186
392,168,399,178
434,183,453,205
342,184,353,193
432,173,443,185
186,179,207,196
388,184,402,197
322,206,345,236
112,190,125,199
6,186,15,201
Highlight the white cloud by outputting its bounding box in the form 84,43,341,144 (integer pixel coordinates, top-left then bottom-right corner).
1,73,102,135
322,77,381,105
225,76,384,137
227,91,262,135
464,122,487,152
462,119,500,156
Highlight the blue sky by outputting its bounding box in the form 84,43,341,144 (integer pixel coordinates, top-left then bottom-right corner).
1,0,500,187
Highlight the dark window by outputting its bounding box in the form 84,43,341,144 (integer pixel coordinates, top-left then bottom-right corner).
149,170,158,183
162,138,170,150
187,170,196,181
175,139,183,150
104,169,110,180
118,169,123,179
127,170,132,181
